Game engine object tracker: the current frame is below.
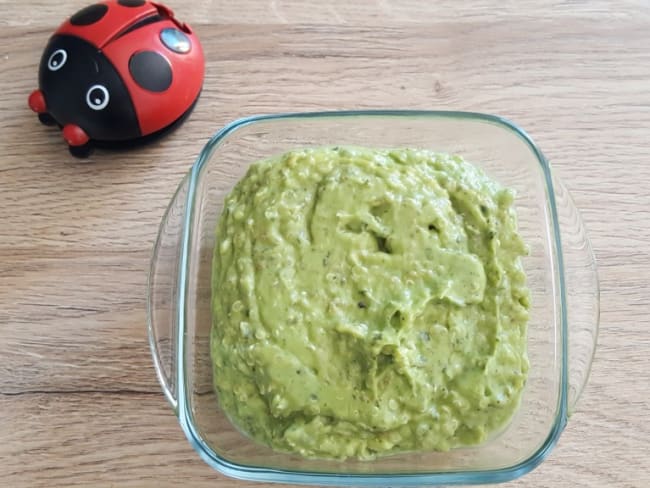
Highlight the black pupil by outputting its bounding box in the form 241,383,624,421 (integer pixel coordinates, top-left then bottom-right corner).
51,52,64,67
90,88,106,105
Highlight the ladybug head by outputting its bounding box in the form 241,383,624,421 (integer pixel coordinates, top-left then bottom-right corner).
38,34,140,142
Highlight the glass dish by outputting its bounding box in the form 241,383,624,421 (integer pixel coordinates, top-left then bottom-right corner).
147,111,599,486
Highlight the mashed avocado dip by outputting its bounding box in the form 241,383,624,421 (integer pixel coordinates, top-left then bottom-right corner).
211,147,529,460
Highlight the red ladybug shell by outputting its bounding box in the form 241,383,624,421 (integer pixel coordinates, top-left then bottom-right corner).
56,1,159,49
57,0,204,137
30,0,204,153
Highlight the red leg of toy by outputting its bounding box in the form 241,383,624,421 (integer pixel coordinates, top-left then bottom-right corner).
63,124,93,158
28,90,47,113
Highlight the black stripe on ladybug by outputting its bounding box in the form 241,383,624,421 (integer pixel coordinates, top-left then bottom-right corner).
70,4,108,26
129,51,172,92
118,0,146,6
115,14,163,40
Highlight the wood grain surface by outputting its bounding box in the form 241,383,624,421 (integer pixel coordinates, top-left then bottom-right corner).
1,1,649,486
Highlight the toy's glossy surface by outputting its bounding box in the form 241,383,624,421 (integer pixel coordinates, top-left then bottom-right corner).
28,0,204,157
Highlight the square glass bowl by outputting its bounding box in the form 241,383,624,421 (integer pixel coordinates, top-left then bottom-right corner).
147,111,599,485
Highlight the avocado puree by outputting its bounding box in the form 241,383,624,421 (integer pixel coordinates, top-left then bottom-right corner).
211,147,529,460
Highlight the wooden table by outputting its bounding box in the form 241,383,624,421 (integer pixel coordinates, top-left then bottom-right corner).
1,1,648,486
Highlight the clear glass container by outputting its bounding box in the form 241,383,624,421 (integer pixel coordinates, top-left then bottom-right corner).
147,111,599,485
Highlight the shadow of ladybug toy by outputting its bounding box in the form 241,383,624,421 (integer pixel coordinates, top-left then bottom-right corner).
28,0,204,158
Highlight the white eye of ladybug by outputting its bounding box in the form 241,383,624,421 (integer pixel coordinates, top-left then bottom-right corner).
86,84,110,111
47,49,67,71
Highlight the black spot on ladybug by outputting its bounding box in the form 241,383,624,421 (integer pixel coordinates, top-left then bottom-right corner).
118,0,146,6
70,4,108,26
129,51,172,92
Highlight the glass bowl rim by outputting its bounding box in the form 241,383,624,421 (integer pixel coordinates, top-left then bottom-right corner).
170,110,569,486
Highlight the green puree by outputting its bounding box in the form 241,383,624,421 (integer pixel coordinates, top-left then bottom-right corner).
211,147,530,460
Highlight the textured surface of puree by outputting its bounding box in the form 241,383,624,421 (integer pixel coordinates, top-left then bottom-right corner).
210,147,530,460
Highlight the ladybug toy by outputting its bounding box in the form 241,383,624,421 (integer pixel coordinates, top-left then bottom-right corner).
28,0,204,157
